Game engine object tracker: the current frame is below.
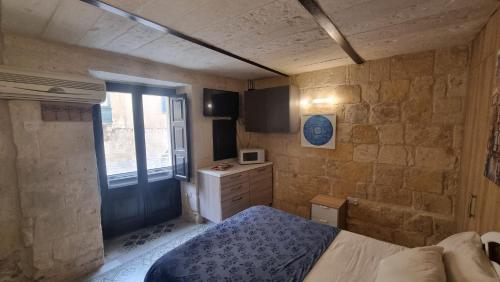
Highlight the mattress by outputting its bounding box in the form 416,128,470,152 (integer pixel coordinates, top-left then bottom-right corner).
304,230,407,282
145,205,339,282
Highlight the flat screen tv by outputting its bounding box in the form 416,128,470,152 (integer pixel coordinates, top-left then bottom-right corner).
213,119,237,161
203,88,239,118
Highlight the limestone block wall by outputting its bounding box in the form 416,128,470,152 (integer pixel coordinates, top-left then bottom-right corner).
246,46,469,247
7,100,103,281
0,32,245,281
0,100,25,282
1,33,245,223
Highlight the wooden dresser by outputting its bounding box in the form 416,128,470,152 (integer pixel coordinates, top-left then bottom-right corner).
198,162,273,223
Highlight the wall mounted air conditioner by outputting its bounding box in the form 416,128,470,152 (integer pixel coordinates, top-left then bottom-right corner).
0,66,106,104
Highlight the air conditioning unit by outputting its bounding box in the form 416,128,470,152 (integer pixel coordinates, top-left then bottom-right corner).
0,66,106,104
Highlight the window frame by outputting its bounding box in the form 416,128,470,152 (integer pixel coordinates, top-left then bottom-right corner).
94,82,178,189
100,93,113,124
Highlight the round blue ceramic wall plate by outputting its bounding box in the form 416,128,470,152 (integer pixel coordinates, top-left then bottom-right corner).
303,115,333,146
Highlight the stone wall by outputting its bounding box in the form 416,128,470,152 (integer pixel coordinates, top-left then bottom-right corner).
1,33,245,222
0,33,245,281
246,46,469,247
0,100,25,282
8,100,103,281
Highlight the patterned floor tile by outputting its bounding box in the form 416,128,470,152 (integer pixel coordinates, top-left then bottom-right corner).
79,219,214,282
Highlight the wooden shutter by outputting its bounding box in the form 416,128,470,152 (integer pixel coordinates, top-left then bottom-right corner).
170,94,191,181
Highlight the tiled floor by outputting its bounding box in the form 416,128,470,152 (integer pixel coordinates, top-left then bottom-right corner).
79,218,214,282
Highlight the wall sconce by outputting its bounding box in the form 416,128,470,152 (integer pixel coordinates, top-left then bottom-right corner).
312,97,335,104
300,96,335,107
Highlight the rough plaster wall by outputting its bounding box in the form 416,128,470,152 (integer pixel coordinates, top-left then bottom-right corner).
245,46,470,247
0,100,26,282
0,33,245,280
7,100,103,281
0,6,27,280
1,32,246,220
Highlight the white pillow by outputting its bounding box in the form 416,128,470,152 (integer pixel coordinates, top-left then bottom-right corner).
375,246,446,282
440,240,498,282
437,231,482,251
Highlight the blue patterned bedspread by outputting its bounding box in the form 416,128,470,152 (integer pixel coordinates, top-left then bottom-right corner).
144,205,340,282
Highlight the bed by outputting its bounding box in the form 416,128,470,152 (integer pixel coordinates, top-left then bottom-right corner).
145,205,338,281
145,205,500,282
304,229,405,281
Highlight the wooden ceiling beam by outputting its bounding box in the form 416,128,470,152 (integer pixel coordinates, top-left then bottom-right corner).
298,0,365,64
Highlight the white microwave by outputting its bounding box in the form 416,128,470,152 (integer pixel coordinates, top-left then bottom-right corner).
239,149,265,164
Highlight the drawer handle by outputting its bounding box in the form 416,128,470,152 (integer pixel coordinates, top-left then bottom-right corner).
232,196,243,202
230,174,241,180
257,167,267,172
230,185,242,191
318,219,328,223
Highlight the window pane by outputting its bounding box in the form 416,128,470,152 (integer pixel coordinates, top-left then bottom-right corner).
143,95,172,181
101,92,138,187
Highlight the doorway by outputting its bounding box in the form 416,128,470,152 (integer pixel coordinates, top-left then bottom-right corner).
93,82,190,239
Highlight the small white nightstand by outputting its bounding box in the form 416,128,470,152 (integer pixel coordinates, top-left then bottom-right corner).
310,194,347,228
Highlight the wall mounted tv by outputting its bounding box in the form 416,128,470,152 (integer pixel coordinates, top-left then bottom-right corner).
203,88,239,118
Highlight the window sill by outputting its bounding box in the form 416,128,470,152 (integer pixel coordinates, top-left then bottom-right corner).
107,167,173,189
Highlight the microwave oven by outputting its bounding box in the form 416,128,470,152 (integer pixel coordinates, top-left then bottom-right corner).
238,149,265,164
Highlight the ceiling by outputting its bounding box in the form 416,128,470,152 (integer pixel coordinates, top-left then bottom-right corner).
2,0,499,80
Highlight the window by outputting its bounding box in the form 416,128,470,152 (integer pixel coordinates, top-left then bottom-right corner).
101,91,138,187
95,83,187,188
143,94,172,181
93,82,190,238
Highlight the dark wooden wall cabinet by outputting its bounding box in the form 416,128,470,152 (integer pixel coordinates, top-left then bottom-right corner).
244,85,300,133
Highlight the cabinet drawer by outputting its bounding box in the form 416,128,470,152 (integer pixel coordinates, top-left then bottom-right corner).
250,188,272,205
250,177,272,191
221,182,249,202
222,192,250,219
249,172,272,184
248,165,272,178
221,172,248,186
249,172,272,206
311,204,338,227
311,216,337,227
